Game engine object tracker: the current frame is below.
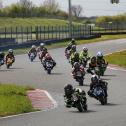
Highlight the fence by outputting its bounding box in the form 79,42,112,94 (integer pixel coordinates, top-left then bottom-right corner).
92,23,126,34
0,25,91,45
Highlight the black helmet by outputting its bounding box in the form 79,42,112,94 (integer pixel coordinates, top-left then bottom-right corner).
64,84,73,95
64,84,73,90
91,56,96,63
73,62,80,69
91,75,98,83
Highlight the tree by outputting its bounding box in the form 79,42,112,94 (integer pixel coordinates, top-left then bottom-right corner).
43,0,59,14
71,5,83,18
18,0,34,17
110,0,119,4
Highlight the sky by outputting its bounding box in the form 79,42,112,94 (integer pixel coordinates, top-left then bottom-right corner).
2,0,126,17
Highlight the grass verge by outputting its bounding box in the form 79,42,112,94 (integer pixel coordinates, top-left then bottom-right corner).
9,34,126,55
0,84,35,117
105,50,126,68
0,18,81,28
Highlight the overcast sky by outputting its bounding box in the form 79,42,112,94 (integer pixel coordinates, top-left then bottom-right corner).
2,0,126,17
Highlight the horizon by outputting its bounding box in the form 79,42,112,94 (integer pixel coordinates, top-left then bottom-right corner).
2,0,126,17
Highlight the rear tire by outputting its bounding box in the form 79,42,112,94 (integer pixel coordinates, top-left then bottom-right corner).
77,103,83,112
100,97,107,105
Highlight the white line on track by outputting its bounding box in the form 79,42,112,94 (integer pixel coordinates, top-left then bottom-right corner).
43,90,58,109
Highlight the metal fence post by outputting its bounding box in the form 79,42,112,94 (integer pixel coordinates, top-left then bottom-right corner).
48,26,49,39
44,26,45,40
16,27,18,43
5,27,6,39
35,26,38,40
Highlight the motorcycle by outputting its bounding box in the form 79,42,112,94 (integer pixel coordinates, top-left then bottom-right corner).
91,86,107,105
72,71,84,86
44,60,54,74
81,57,90,68
64,93,87,112
94,63,108,78
6,58,13,69
65,50,71,61
0,59,4,67
29,53,36,62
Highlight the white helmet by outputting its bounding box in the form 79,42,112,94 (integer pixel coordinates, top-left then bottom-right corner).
97,51,103,57
8,49,13,53
91,75,98,83
40,43,44,46
83,47,88,52
32,45,36,48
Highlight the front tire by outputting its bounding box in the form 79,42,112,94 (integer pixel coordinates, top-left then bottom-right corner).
7,64,10,69
47,69,51,74
79,78,83,86
77,102,83,112
83,104,88,111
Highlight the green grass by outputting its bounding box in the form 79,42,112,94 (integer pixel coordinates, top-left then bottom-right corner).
105,50,126,68
0,84,35,117
0,17,81,28
7,34,126,55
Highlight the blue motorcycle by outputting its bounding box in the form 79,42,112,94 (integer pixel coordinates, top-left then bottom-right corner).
93,86,107,105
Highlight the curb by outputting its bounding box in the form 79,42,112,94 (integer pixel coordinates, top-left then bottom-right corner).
0,89,58,120
27,89,58,110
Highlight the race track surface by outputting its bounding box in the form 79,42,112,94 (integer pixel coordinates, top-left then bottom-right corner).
0,39,126,126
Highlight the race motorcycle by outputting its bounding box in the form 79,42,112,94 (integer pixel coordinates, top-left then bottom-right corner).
0,59,4,67
72,70,85,86
29,53,36,62
64,92,87,112
88,86,107,105
80,57,90,68
38,51,43,62
6,58,13,69
65,50,71,61
94,63,108,78
44,60,54,74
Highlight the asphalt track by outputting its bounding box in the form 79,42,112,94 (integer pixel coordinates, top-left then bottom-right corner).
0,39,126,126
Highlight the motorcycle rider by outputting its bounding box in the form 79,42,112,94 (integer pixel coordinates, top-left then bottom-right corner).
88,75,108,98
0,51,5,66
72,62,85,79
64,84,86,108
42,53,56,70
39,47,48,62
96,51,106,66
65,38,76,52
70,52,80,66
37,43,47,52
79,47,90,67
65,39,76,59
6,49,15,64
87,56,97,75
28,45,37,58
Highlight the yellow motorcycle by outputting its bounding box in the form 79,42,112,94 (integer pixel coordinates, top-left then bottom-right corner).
6,58,13,69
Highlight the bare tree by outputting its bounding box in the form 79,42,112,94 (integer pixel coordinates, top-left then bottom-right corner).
71,5,83,18
18,0,34,17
